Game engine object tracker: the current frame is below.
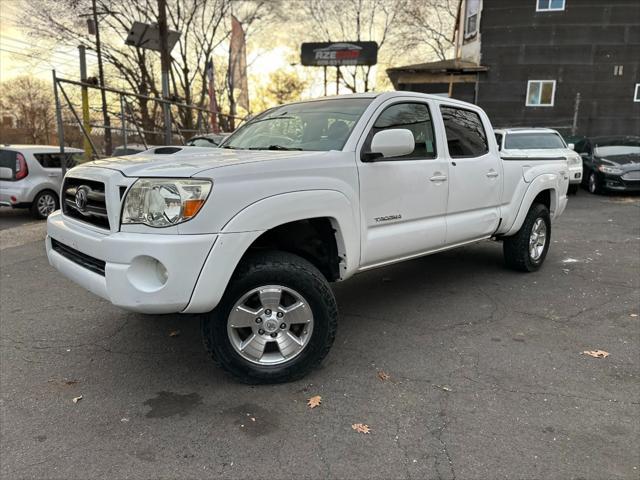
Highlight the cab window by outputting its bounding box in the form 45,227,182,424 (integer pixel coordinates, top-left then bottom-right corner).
364,102,436,160
440,106,488,158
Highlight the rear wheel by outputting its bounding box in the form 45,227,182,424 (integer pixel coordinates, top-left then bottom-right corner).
503,203,551,272
201,251,337,384
30,190,58,219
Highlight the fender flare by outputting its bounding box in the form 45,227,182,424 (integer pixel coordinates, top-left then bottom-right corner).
183,190,359,314
503,175,559,236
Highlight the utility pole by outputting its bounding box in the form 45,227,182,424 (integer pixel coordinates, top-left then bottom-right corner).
91,0,112,156
571,92,581,136
157,0,172,144
52,70,66,175
78,45,93,160
323,66,327,96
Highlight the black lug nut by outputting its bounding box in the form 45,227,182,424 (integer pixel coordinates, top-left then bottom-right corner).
265,309,272,315
258,329,265,335
280,323,287,329
270,332,278,338
277,312,284,318
255,318,262,323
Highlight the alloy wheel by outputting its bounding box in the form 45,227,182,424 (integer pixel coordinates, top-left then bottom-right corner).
227,285,314,365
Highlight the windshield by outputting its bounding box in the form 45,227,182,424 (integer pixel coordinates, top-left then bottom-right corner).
594,138,640,157
505,132,566,150
222,98,372,151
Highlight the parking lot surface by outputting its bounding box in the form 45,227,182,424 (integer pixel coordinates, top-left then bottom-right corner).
1,193,638,480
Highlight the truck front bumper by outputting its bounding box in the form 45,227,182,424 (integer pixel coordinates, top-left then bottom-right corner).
46,211,217,314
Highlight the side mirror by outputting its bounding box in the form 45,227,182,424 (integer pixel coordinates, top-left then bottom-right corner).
363,129,415,161
0,167,13,180
568,143,575,150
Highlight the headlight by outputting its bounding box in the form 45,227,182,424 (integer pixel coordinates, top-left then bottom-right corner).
597,165,623,175
121,178,212,227
568,154,581,165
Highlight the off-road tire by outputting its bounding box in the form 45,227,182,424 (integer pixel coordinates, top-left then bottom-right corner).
503,203,551,272
200,251,338,384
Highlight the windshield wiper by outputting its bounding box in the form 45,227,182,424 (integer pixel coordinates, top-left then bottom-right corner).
247,145,302,151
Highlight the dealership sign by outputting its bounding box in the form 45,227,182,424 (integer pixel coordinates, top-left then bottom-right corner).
301,42,378,66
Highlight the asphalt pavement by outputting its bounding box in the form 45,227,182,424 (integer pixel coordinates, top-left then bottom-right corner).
1,192,638,479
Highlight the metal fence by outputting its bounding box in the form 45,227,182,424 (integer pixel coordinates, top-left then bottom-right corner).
52,70,243,173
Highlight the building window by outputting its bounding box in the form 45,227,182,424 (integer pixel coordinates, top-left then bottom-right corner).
635,84,640,102
526,80,556,107
464,0,481,39
537,0,565,11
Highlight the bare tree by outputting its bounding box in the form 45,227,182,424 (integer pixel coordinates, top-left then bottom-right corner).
18,0,273,139
0,76,55,144
300,0,406,92
394,0,458,61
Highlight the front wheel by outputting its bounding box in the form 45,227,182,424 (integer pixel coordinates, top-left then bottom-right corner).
503,203,551,272
588,171,602,194
201,251,337,384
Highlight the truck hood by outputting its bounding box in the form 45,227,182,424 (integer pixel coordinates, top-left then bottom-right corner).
84,147,322,177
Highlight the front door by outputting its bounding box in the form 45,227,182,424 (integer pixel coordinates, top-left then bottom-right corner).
358,100,449,268
439,105,501,244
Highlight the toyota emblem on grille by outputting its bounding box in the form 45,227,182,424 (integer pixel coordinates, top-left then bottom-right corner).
75,186,89,211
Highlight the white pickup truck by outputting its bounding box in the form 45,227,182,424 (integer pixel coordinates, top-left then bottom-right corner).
46,92,568,383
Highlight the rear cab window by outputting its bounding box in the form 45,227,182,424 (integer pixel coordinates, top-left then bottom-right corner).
440,106,488,158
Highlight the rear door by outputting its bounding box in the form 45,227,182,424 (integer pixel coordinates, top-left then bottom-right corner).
357,99,449,268
439,105,501,244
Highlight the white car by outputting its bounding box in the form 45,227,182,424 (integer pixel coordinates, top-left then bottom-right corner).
494,128,582,194
0,145,84,218
46,92,568,383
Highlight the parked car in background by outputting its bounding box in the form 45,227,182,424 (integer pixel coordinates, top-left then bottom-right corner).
0,145,84,219
495,128,582,194
185,133,230,147
573,136,640,194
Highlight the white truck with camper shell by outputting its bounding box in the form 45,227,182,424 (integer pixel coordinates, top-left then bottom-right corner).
46,92,569,383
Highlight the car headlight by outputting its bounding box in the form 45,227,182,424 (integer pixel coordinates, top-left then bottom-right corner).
597,165,623,175
568,154,581,165
121,178,212,227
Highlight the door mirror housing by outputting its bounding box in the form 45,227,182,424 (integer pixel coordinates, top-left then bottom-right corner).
567,143,575,151
0,167,13,180
363,129,415,161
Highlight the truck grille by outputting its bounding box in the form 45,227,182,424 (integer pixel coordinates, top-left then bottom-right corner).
51,238,106,276
62,177,110,229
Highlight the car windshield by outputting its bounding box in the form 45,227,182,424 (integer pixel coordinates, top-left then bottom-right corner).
593,138,640,156
505,132,566,149
222,98,372,151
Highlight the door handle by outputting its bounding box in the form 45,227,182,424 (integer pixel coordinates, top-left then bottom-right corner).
429,175,447,182
486,171,499,178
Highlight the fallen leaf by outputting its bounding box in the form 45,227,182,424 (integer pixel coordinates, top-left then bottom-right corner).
307,395,322,409
582,350,609,358
352,423,370,434
64,380,79,386
169,330,180,337
72,395,83,404
377,370,390,381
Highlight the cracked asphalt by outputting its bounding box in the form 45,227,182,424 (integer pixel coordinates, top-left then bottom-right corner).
1,193,639,480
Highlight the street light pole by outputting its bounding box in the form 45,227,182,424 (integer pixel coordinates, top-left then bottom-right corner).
157,0,172,145
91,0,112,156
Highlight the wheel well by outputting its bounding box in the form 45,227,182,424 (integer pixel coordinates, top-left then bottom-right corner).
245,218,342,281
532,189,551,210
